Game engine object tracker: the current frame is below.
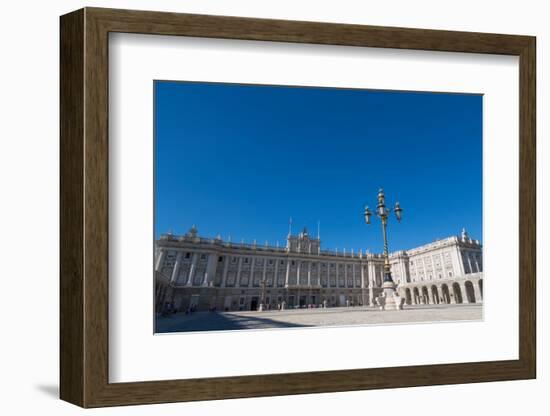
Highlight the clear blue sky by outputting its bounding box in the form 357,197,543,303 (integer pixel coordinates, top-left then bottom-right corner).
154,81,482,252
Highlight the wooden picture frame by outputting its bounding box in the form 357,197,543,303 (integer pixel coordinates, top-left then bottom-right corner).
60,7,536,408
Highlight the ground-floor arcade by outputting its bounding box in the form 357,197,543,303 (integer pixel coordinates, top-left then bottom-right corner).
155,282,387,313
398,273,483,306
156,272,484,313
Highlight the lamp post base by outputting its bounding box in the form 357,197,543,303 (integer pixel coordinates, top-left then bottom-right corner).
380,281,403,310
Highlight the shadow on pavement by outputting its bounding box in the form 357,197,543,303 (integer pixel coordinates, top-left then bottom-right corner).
156,311,309,333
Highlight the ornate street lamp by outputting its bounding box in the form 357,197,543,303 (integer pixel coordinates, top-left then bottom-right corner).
258,277,267,312
364,188,403,310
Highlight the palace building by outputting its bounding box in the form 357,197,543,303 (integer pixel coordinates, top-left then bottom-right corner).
155,225,483,313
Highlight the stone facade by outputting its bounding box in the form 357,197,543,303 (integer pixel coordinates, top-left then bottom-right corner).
155,226,483,312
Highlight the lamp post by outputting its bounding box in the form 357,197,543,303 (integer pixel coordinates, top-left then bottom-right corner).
364,188,403,310
258,278,267,312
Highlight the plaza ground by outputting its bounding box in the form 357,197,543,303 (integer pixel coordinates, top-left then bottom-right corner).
155,303,482,333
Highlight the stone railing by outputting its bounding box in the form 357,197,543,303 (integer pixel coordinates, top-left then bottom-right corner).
158,233,377,259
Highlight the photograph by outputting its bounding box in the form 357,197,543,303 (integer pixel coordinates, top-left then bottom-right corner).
50,3,538,410
153,81,484,333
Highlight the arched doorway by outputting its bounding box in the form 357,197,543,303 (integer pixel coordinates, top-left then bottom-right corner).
441,284,450,304
452,282,463,304
464,281,476,303
422,286,430,304
405,288,412,305
413,287,420,304
431,285,440,304
478,279,483,299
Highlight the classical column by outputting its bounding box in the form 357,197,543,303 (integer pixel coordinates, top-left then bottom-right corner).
262,258,268,286
186,252,198,286
460,281,471,303
454,245,466,276
473,255,480,273
274,259,279,287
344,263,349,287
427,287,434,304
203,253,218,287
466,252,473,275
307,262,311,287
248,258,255,288
450,285,457,304
471,280,481,303
284,259,291,287
221,256,230,287
155,249,166,272
335,262,340,288
236,257,243,287
360,263,367,305
317,262,322,287
402,259,408,283
170,251,183,283
296,261,301,286
368,261,376,304
432,286,440,304
436,285,444,304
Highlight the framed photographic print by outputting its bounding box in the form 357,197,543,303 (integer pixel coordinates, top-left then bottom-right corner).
60,7,536,408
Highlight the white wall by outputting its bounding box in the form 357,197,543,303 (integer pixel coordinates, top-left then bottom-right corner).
0,0,545,414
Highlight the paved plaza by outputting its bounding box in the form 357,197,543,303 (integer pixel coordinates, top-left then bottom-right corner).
155,304,482,333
